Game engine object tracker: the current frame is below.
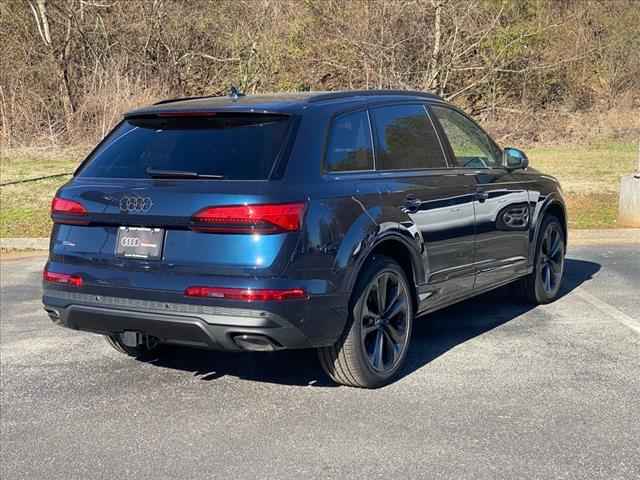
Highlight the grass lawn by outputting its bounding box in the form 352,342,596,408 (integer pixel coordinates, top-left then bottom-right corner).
0,142,637,237
1,146,88,238
527,141,637,229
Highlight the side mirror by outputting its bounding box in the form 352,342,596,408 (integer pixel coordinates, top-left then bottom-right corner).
503,147,529,171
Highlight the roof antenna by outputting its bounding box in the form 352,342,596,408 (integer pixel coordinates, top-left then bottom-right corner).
229,85,244,100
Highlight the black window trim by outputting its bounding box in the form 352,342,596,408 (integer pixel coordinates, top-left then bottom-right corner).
322,107,376,175
428,103,505,171
368,102,450,173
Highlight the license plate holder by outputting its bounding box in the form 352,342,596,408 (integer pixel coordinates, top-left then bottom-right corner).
115,227,164,260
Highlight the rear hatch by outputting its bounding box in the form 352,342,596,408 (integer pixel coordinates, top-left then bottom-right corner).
49,112,304,292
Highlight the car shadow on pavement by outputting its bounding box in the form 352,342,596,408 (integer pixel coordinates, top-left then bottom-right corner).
141,258,600,388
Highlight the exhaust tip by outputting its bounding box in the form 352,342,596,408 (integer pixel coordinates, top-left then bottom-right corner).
120,331,143,347
233,334,279,352
44,307,61,322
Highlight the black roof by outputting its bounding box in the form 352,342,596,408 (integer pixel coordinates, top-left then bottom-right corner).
125,90,444,117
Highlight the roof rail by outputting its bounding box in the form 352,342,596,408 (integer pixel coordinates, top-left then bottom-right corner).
153,94,221,106
307,89,443,103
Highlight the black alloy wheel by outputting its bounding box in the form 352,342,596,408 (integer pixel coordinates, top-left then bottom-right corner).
318,256,414,388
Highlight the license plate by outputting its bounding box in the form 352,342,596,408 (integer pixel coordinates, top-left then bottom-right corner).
115,227,164,260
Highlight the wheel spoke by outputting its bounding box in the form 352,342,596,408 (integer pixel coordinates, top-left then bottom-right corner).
385,322,405,344
548,259,558,274
543,264,552,291
362,322,378,337
384,294,407,320
542,232,550,255
371,330,384,369
376,274,388,315
549,231,561,258
382,328,400,364
362,301,375,321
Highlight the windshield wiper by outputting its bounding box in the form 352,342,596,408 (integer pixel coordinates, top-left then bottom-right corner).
146,168,224,179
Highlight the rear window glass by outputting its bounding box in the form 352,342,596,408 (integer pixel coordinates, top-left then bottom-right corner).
78,114,290,180
325,110,373,172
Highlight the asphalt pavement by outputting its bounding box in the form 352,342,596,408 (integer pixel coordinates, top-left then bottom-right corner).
1,243,639,479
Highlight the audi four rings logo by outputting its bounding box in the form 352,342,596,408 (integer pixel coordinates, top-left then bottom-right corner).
120,237,141,248
119,195,152,213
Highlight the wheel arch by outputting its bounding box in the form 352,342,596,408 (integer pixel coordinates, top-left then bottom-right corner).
529,196,568,265
344,232,424,312
544,202,568,242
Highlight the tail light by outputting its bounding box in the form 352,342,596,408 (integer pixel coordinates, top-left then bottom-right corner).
51,197,89,224
43,268,83,287
184,286,308,302
191,202,305,234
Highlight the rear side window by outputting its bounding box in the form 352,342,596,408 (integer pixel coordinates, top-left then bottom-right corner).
325,110,373,172
370,104,447,170
78,114,290,180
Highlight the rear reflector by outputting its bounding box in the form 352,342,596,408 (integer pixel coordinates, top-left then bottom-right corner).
184,286,308,302
191,203,305,234
43,269,83,287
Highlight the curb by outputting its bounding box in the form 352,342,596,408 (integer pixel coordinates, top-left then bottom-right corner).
569,228,640,245
1,238,49,251
1,229,638,252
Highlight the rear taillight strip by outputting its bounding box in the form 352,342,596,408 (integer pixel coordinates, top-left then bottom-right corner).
51,196,89,225
184,286,308,302
43,269,83,287
191,202,305,234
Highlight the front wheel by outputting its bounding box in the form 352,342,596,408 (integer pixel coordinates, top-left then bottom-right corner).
318,256,414,388
519,215,565,304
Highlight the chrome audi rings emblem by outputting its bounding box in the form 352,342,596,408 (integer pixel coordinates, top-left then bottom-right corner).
119,195,152,213
120,236,141,247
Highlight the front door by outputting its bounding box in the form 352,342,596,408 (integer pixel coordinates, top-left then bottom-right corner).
430,105,530,290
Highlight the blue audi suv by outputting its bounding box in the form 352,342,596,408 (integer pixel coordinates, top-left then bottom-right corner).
43,90,567,388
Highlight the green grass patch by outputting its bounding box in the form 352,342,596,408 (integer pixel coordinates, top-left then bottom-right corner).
526,142,636,195
1,147,88,238
526,141,635,229
564,193,620,229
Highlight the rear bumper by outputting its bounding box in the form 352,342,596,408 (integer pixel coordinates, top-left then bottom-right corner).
43,289,348,351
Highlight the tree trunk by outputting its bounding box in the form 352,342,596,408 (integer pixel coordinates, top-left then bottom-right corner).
29,0,76,121
427,0,443,94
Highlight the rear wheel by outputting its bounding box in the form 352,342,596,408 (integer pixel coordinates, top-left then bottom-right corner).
104,333,160,358
318,256,414,388
519,215,565,304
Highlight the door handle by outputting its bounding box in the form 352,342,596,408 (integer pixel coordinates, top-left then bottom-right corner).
474,191,489,202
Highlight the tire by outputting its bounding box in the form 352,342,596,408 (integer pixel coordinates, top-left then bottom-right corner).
518,215,566,304
318,255,414,388
104,333,160,358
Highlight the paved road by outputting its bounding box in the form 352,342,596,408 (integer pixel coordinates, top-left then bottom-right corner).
1,244,639,479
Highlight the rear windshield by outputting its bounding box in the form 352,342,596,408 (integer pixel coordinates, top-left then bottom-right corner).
77,113,290,180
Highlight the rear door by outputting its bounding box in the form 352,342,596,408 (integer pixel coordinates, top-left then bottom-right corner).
368,104,476,302
51,113,302,282
430,105,530,289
